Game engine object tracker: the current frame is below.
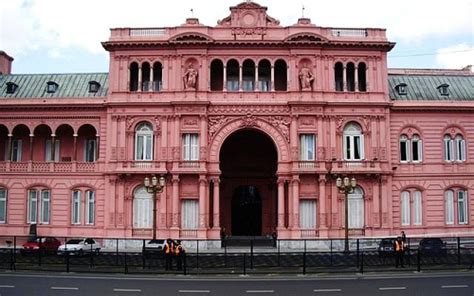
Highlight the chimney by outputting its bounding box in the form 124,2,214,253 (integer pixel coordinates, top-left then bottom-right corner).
0,51,14,75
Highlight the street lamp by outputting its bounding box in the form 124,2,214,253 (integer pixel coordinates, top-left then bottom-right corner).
144,175,166,240
336,176,357,252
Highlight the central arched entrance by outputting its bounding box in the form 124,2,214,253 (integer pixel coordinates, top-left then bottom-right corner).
219,129,278,236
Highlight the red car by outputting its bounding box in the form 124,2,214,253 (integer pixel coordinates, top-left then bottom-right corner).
22,237,61,253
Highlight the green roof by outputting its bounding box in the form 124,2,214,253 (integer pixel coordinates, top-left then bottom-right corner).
0,73,108,98
388,74,474,101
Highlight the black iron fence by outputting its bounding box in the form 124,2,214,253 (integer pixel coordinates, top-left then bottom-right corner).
1,235,473,275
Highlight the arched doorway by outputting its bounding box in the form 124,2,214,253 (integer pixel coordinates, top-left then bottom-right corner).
219,129,278,236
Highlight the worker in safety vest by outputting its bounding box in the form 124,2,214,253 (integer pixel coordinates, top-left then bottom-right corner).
164,238,173,270
175,240,185,271
394,236,405,268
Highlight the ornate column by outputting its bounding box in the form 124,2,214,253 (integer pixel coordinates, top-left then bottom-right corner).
291,176,300,231
255,65,259,91
171,175,180,228
199,175,207,229
212,178,220,228
149,65,154,92
270,65,275,91
342,65,347,91
29,134,34,161
318,175,327,229
277,178,285,228
7,134,12,161
223,65,227,91
354,66,359,92
73,134,78,161
138,65,142,92
239,64,243,91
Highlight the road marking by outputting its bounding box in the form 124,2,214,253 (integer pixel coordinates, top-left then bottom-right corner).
441,285,469,288
246,290,274,293
51,286,79,290
314,288,342,292
113,288,142,292
379,287,406,291
0,285,15,288
178,290,210,293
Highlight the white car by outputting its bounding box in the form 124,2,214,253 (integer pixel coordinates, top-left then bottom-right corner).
57,238,101,256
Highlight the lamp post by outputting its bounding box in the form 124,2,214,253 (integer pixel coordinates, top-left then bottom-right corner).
144,175,166,240
336,176,357,252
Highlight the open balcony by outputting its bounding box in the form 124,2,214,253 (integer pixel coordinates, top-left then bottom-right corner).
0,161,98,173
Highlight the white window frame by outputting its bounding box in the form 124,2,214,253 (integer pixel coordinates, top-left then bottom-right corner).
84,139,97,162
413,190,422,225
411,135,422,162
299,134,316,161
72,190,81,224
181,199,199,229
348,187,364,229
299,199,317,229
455,135,466,162
135,123,153,161
400,135,410,162
444,135,454,162
182,133,199,161
28,190,38,223
40,190,50,224
45,139,60,162
11,139,22,161
445,190,454,225
85,190,95,225
0,188,7,223
458,190,468,224
401,191,410,226
133,186,152,229
343,123,364,161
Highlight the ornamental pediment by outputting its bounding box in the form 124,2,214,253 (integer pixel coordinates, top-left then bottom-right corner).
169,32,214,44
284,32,328,44
217,1,280,27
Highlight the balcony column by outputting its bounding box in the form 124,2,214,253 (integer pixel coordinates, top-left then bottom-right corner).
212,178,220,228
73,134,78,161
7,134,12,161
291,177,300,233
223,65,227,91
239,64,243,91
270,65,275,91
255,65,259,91
277,178,285,228
342,66,347,91
50,134,56,162
29,134,34,161
95,134,100,161
318,175,327,229
149,65,154,92
138,65,142,92
171,175,180,228
199,175,207,229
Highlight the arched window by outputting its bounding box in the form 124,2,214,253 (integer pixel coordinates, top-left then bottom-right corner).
343,123,364,160
226,59,239,91
445,189,469,225
335,62,343,91
133,186,152,228
28,188,50,224
348,187,364,229
210,59,224,91
401,190,422,226
455,135,466,161
258,59,271,92
411,135,422,162
400,134,423,163
141,62,151,91
129,62,139,91
346,62,355,91
274,59,287,91
242,59,255,91
135,123,153,161
357,62,367,91
152,62,163,91
399,135,410,162
444,135,454,161
0,188,7,223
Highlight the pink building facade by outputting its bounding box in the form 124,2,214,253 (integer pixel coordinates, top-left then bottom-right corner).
0,2,473,242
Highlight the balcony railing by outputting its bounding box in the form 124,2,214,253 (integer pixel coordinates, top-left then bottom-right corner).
331,28,368,37
130,28,166,37
301,229,319,238
180,229,198,238
0,161,97,173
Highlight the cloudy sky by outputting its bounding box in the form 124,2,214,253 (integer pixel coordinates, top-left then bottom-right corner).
1,0,473,74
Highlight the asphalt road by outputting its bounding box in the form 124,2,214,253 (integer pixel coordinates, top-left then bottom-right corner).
0,271,473,296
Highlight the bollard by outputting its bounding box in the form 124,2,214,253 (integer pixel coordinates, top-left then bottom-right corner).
142,239,146,269
277,240,281,267
356,239,360,268
457,237,461,265
124,252,128,274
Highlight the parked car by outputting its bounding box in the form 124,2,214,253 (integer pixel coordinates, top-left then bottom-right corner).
21,237,61,253
144,239,167,253
418,238,447,256
378,238,395,257
57,238,101,256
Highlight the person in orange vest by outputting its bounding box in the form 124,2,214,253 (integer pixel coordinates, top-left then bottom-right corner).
394,236,405,268
164,238,173,271
175,240,185,271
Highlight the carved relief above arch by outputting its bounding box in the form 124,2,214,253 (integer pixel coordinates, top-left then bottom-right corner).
208,115,290,162
399,125,423,139
442,125,465,138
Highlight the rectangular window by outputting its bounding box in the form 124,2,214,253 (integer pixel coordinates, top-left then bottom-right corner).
444,138,453,161
299,200,316,229
401,191,410,226
84,139,97,162
45,139,60,162
413,191,422,225
354,136,361,159
11,139,22,161
135,134,152,161
400,139,409,162
0,189,6,223
28,190,38,223
458,191,468,224
40,190,50,224
445,191,454,224
72,190,81,224
412,140,422,162
345,136,351,159
182,134,199,161
181,199,199,229
348,195,364,229
299,134,315,161
86,191,95,225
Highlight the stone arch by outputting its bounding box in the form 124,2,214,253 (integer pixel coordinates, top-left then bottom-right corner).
209,117,290,163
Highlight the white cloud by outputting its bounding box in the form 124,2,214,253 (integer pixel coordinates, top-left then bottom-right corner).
436,44,474,68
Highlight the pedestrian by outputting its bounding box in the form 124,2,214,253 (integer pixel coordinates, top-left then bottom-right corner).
394,236,405,268
220,227,227,248
175,240,185,271
271,228,277,248
401,231,407,246
164,238,173,271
